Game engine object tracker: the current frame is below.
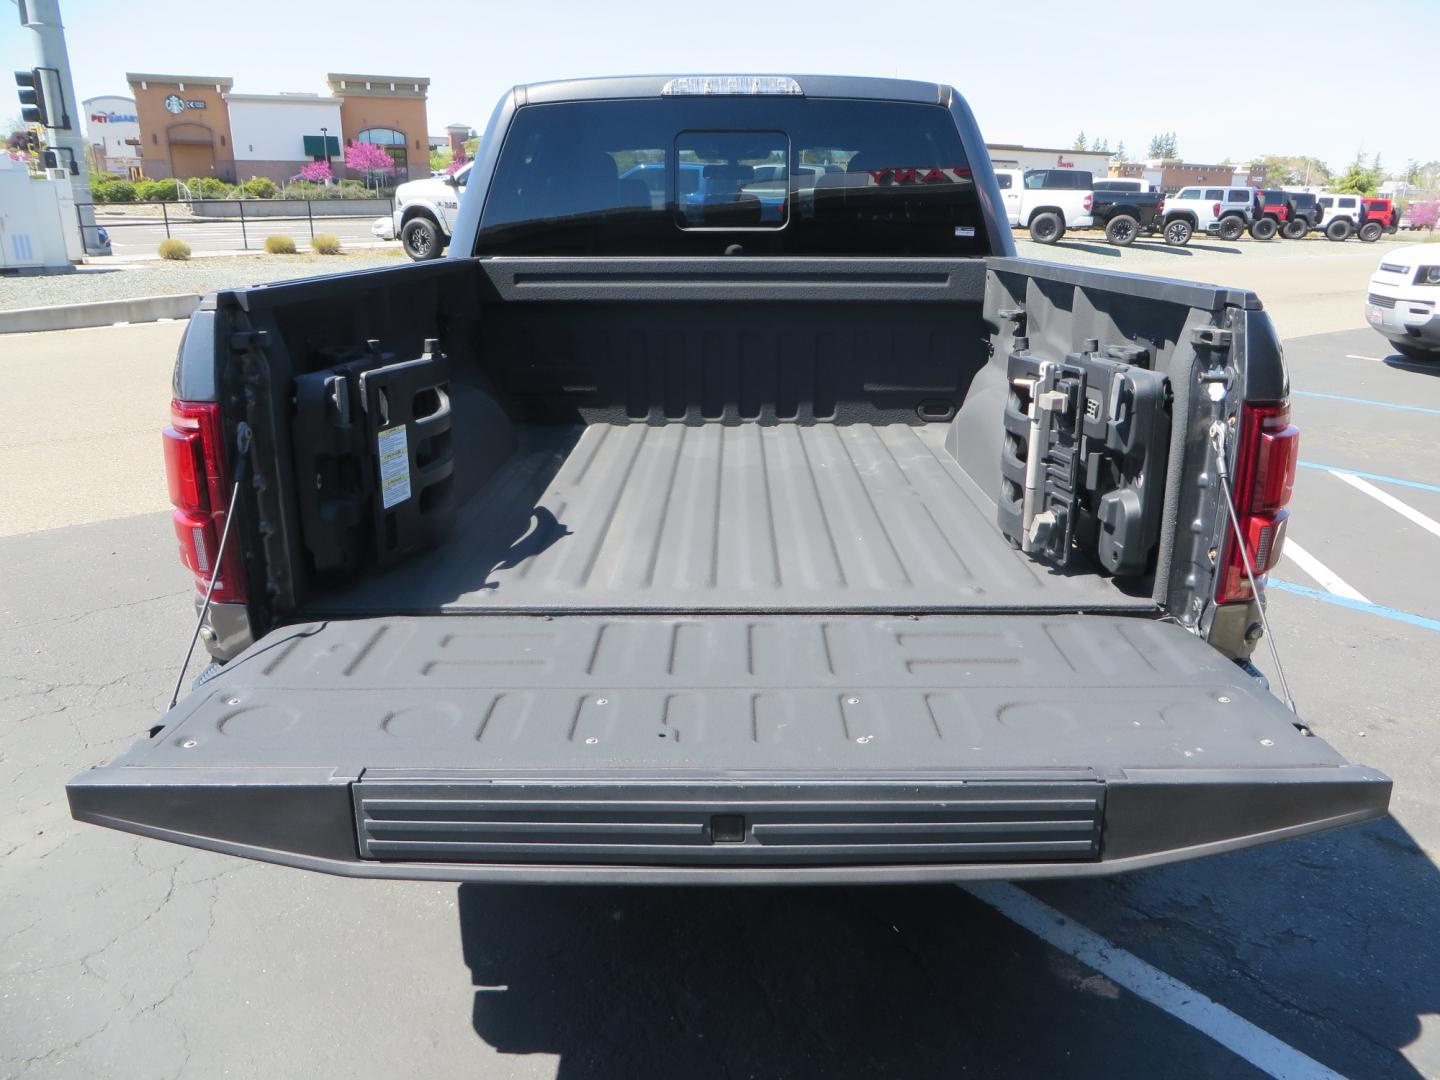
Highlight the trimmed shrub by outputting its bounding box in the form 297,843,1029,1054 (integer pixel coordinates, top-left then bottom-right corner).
158,238,191,260
185,176,232,199
242,176,277,199
264,234,297,254
136,178,179,202
93,179,136,203
311,233,342,255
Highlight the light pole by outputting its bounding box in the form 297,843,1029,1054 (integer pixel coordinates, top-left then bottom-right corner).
320,126,329,178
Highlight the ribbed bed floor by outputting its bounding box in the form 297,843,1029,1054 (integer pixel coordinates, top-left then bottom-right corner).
317,423,1151,613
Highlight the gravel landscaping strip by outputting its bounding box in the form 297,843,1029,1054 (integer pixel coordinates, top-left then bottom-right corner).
0,250,408,312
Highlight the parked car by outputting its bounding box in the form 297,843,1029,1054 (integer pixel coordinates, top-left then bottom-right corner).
1160,185,1255,245
1093,178,1158,193
393,162,473,260
70,73,1389,888
1249,190,1292,240
1283,191,1322,238
995,167,1094,244
1365,245,1440,361
1088,183,1165,245
1360,198,1399,241
1315,192,1365,241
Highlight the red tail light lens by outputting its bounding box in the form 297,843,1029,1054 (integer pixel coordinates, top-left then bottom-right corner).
1083,194,1093,212
163,400,245,603
1212,202,1222,217
1216,402,1300,603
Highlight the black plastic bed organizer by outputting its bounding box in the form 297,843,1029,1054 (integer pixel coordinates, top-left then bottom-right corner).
291,339,455,574
999,340,1171,576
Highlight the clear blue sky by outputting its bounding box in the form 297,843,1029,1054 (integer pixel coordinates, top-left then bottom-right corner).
4,0,1436,172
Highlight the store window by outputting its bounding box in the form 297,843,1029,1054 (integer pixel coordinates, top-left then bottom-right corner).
357,127,408,171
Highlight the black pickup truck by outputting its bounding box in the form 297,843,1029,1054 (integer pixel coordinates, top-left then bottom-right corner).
1090,180,1166,245
68,75,1389,886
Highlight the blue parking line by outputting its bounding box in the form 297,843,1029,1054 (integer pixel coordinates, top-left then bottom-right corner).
1297,461,1440,495
1291,390,1440,416
1268,579,1440,633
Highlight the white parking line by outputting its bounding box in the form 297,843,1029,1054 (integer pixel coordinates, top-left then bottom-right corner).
1281,540,1370,602
963,883,1346,1080
1331,470,1440,540
1344,354,1384,362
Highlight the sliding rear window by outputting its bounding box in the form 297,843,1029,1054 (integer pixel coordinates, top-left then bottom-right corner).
474,98,986,256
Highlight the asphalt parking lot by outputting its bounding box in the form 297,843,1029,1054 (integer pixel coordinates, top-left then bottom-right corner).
2,244,1439,1078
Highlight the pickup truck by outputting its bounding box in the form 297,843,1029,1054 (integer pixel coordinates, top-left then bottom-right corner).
69,74,1389,886
388,163,473,260
995,167,1094,244
1088,180,1165,245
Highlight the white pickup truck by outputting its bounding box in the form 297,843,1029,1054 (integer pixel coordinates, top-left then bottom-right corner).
994,168,1094,244
372,163,474,260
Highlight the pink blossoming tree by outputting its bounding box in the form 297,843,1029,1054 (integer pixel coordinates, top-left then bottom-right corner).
297,160,333,183
345,141,395,188
1409,201,1439,232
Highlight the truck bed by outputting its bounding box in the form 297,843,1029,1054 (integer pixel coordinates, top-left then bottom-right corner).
314,420,1150,615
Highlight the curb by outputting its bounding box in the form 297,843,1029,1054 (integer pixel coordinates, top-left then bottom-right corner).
0,293,203,334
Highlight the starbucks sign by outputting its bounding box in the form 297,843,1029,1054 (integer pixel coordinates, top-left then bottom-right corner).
163,94,207,114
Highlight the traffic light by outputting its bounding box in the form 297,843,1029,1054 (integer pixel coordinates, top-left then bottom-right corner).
14,69,48,127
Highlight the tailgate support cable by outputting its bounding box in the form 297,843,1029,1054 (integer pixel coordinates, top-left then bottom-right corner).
1210,421,1296,712
167,422,250,712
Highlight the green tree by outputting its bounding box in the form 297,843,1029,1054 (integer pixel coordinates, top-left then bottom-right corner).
1072,131,1088,151
429,147,453,173
1334,153,1382,196
1112,140,1128,164
1251,154,1331,187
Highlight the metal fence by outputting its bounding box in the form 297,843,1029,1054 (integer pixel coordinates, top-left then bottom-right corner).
76,198,397,256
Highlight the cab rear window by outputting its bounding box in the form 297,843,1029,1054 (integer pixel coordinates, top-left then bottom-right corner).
475,98,987,256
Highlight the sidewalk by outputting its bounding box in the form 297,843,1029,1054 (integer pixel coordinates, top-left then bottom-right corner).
0,248,407,330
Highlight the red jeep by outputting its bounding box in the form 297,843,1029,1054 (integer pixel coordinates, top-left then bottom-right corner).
1249,189,1291,240
1361,198,1399,241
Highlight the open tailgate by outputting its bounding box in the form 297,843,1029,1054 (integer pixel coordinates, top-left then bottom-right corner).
68,614,1389,884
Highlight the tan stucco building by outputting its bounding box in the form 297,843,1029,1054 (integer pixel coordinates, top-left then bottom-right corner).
125,71,430,184
128,74,236,181
326,74,431,181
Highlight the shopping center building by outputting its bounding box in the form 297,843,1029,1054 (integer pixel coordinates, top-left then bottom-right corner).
124,72,430,184
82,95,143,177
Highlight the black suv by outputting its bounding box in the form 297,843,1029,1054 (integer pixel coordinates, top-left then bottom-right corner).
1284,192,1322,238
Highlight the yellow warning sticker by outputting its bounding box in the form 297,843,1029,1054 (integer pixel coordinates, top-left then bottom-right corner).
376,424,411,509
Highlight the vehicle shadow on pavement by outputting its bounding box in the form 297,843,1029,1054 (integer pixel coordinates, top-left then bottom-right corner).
1384,354,1440,376
1029,815,1440,1079
1051,241,1122,258
457,881,1272,1078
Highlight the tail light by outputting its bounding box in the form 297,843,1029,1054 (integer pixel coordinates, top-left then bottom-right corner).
1212,202,1222,217
1216,401,1300,604
1157,197,1165,213
1083,194,1093,212
163,400,246,603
